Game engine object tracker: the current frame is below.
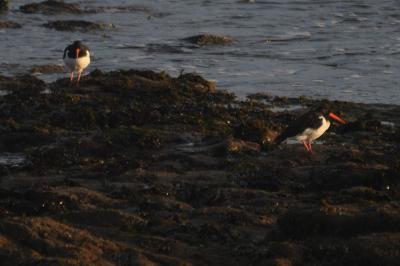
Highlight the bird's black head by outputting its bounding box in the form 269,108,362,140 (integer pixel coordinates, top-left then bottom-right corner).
312,102,346,124
65,40,89,59
72,40,83,47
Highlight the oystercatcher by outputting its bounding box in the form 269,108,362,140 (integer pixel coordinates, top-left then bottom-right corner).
274,105,346,153
63,41,90,84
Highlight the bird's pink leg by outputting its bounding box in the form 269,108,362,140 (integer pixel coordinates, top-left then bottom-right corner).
77,71,82,84
308,142,313,154
70,72,74,83
303,141,310,152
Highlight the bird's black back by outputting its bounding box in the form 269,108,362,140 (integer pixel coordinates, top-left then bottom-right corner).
63,41,90,59
274,110,324,144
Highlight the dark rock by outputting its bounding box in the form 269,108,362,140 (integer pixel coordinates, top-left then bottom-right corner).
0,69,398,265
0,131,54,151
101,126,163,149
43,20,113,32
266,242,304,265
60,209,147,229
344,233,400,266
0,21,21,29
0,0,8,12
184,34,234,45
20,0,82,14
234,117,278,144
0,74,46,95
277,207,400,239
177,72,216,93
342,116,382,133
30,64,65,74
225,137,260,154
262,258,292,266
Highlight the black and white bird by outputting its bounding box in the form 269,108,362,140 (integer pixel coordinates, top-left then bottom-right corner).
63,41,91,84
274,105,346,153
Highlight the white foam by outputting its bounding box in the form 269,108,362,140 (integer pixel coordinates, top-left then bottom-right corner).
381,121,395,127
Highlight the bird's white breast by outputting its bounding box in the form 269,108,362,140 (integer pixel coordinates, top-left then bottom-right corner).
296,116,331,142
64,51,91,72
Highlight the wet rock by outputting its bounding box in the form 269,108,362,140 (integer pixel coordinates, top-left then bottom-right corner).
0,21,21,29
102,126,163,149
0,0,8,12
344,233,400,266
184,137,260,156
225,137,260,154
0,217,128,265
234,117,278,144
303,233,400,266
0,69,399,265
308,164,393,192
342,115,382,133
43,20,114,32
184,34,234,45
277,207,400,239
0,131,54,152
20,0,82,14
60,209,147,230
197,222,236,243
265,242,304,265
340,186,390,202
30,64,65,74
263,258,293,266
177,72,216,93
0,74,46,95
197,207,255,225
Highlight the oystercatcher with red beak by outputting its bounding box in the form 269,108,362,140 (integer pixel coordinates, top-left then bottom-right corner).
63,41,90,84
274,104,347,153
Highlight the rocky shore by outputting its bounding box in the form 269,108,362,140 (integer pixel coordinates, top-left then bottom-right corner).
0,70,399,265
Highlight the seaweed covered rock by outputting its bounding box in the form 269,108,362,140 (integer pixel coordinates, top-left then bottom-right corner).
0,74,46,96
277,207,400,239
0,0,8,12
30,64,65,74
177,72,216,93
20,0,82,14
82,69,216,94
43,20,113,32
184,34,234,45
225,137,260,154
0,21,21,29
0,69,399,266
101,126,163,149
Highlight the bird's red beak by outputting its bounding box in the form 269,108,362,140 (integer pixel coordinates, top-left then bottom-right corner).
328,112,346,124
76,48,80,58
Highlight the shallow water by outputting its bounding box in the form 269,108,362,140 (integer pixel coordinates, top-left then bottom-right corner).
1,0,400,104
0,153,26,167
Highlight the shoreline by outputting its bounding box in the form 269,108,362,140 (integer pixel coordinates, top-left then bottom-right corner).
0,69,399,265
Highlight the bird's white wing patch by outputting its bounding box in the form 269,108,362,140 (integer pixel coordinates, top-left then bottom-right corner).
296,116,330,142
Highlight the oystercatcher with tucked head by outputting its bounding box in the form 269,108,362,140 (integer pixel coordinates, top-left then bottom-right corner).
63,41,90,84
274,104,347,153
